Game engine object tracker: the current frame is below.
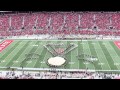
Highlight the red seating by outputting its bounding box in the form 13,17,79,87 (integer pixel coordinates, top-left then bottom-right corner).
0,12,120,36
0,15,9,31
50,13,64,30
11,15,23,30
24,14,37,30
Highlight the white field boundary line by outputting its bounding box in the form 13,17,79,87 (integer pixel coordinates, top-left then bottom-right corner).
40,41,52,68
14,41,39,67
107,41,120,69
97,41,111,70
92,41,104,70
11,41,34,67
86,41,95,70
1,66,120,72
11,39,119,41
15,67,120,72
26,41,44,67
3,41,26,67
0,41,17,61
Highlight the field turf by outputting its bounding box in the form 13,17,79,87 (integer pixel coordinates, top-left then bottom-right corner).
0,39,120,71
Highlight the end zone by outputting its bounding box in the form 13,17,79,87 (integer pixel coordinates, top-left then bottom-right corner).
114,41,120,49
0,40,14,52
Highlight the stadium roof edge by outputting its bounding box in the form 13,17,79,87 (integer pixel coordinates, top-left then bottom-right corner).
0,11,120,15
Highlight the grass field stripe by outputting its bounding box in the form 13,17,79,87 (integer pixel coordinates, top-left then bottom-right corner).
0,41,24,67
16,41,38,67
86,41,96,70
78,41,86,69
26,41,45,67
99,41,118,70
107,41,120,69
0,41,21,64
12,41,36,67
6,41,31,67
28,41,51,68
32,41,49,68
25,42,43,67
90,41,103,70
64,41,71,69
82,41,94,69
1,41,26,67
86,41,95,70
70,41,79,69
98,41,112,70
82,41,90,69
20,41,40,67
40,41,52,68
97,41,111,70
93,42,110,70
40,48,50,68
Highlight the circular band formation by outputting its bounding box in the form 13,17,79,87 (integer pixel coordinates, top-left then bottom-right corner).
47,57,66,67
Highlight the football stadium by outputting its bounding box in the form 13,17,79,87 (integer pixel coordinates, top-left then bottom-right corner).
0,11,120,79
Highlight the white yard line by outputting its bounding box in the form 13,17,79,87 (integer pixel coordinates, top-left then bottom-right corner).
0,41,24,67
77,41,80,69
76,41,79,69
97,41,111,70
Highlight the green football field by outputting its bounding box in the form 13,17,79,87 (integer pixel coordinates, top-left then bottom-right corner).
0,39,120,71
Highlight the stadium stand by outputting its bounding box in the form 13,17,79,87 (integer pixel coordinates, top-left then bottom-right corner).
1,12,120,37
0,70,120,79
1,12,120,79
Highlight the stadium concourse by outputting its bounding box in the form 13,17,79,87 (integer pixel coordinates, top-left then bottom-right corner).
1,11,120,79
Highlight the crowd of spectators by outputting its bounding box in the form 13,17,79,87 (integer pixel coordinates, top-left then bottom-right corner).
0,70,120,79
0,12,120,36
